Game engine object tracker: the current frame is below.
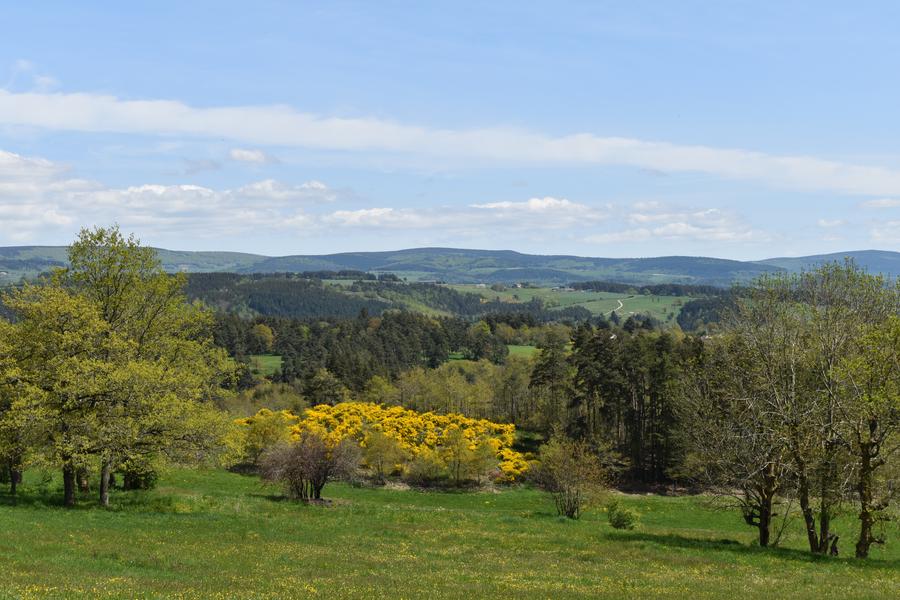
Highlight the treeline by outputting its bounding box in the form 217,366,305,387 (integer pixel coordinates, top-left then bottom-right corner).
215,312,525,392
676,296,736,332
571,280,727,297
185,273,392,318
268,269,401,281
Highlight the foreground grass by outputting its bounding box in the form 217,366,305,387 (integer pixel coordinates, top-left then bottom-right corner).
0,470,896,599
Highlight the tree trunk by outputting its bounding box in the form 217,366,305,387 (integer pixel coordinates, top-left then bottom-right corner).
99,460,112,507
855,443,874,559
817,501,831,554
62,465,77,507
797,468,821,553
9,467,20,497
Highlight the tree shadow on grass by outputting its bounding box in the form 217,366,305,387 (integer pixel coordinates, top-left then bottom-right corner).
247,492,291,503
603,530,900,570
0,490,124,511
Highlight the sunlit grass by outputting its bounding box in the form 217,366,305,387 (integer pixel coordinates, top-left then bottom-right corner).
0,469,896,599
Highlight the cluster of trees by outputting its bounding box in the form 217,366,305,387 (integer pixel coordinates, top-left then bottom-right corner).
214,312,578,395
571,280,726,297
185,273,393,319
676,296,735,332
680,263,900,558
0,228,234,506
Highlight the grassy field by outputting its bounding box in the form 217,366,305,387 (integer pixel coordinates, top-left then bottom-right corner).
0,469,896,599
248,354,283,376
507,344,539,358
447,285,690,323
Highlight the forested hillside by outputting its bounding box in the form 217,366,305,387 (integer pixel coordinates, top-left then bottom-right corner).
7,245,899,285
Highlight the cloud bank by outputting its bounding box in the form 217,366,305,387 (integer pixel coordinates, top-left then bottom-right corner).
3,90,900,195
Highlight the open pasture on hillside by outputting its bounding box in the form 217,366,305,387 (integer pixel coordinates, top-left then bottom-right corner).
448,284,691,322
248,354,283,376
0,469,896,599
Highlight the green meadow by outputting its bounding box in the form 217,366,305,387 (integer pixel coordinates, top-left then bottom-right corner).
0,469,895,599
248,354,283,376
447,284,690,322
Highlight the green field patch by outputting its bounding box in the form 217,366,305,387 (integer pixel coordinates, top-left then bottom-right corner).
248,354,283,376
507,344,538,358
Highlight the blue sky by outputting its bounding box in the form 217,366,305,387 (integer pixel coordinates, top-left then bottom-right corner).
2,1,900,259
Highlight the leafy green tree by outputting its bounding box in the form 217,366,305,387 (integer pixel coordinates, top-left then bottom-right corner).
3,227,235,507
305,368,350,406
363,429,405,483
0,318,33,496
62,226,234,506
249,323,275,354
3,284,124,506
835,316,900,558
677,334,790,547
727,262,898,555
439,426,497,486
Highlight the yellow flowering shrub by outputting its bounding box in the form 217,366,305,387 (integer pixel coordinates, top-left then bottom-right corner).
237,402,530,482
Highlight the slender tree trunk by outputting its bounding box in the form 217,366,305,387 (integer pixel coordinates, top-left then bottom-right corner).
817,501,831,554
9,466,20,497
757,464,778,547
797,467,820,553
99,460,113,507
855,443,874,559
62,465,77,507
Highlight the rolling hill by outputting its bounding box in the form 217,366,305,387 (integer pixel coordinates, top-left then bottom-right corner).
758,250,900,276
2,246,898,286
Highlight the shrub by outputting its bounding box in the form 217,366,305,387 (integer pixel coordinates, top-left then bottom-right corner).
535,434,605,519
259,432,360,501
606,500,639,530
119,458,160,491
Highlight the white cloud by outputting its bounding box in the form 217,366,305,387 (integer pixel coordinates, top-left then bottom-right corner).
229,148,272,163
585,205,766,246
862,198,900,208
871,220,900,243
234,179,337,203
0,148,775,250
0,149,334,241
325,196,606,232
817,218,845,228
4,89,900,195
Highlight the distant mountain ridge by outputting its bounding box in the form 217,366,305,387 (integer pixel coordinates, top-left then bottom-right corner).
1,246,898,286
